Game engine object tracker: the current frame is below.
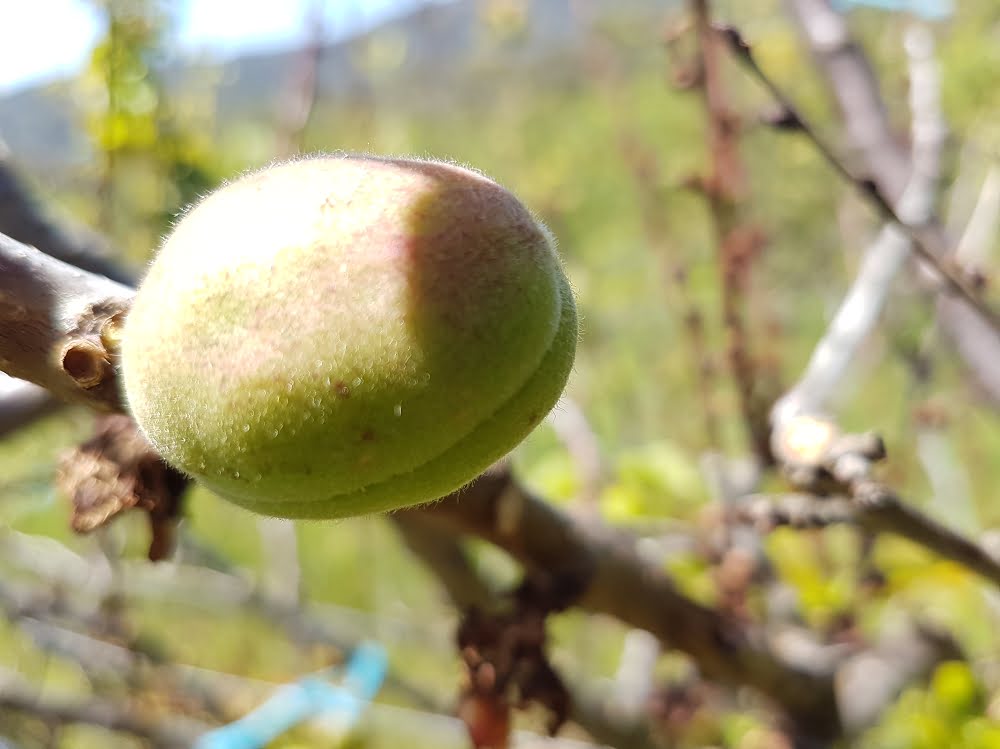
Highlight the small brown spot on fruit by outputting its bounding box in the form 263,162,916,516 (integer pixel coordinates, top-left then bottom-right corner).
118,156,577,520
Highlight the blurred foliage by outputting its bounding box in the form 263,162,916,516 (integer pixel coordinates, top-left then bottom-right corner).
77,0,219,260
858,661,1000,749
2,0,1000,747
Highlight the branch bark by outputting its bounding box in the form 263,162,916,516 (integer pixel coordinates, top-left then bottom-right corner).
408,468,843,737
0,152,140,430
0,232,132,411
393,511,664,749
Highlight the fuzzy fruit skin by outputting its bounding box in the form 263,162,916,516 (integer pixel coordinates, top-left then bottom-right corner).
121,156,576,518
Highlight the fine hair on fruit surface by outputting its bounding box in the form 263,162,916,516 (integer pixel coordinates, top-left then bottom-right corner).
121,154,577,519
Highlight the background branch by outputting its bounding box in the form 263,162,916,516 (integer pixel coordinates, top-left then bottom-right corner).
407,468,843,737
0,374,59,439
0,668,205,748
726,3,1000,595
0,151,135,286
691,0,773,465
772,22,945,422
786,0,1000,406
393,511,663,749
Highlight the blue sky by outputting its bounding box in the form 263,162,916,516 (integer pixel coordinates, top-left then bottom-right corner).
0,0,444,94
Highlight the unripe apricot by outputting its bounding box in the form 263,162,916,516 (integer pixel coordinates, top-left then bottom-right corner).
121,156,576,518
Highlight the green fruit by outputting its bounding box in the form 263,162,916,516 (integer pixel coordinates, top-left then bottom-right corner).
121,155,577,518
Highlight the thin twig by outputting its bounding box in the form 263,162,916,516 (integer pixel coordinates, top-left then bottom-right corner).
772,23,946,422
0,526,445,713
1,581,601,748
691,0,773,465
0,668,205,748
273,0,325,157
546,396,607,513
784,0,1000,405
853,482,1000,585
718,23,1000,336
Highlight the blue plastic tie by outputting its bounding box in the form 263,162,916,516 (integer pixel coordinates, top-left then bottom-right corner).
195,641,388,749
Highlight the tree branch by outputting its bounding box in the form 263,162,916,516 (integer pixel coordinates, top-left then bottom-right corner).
783,0,1000,405
783,0,910,201
0,668,204,748
853,482,1000,585
0,526,445,713
769,415,1000,589
938,166,1000,403
407,467,843,737
691,0,773,465
392,512,499,611
0,232,131,411
721,20,998,335
392,511,663,749
711,3,1000,610
0,151,140,432
772,22,945,423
